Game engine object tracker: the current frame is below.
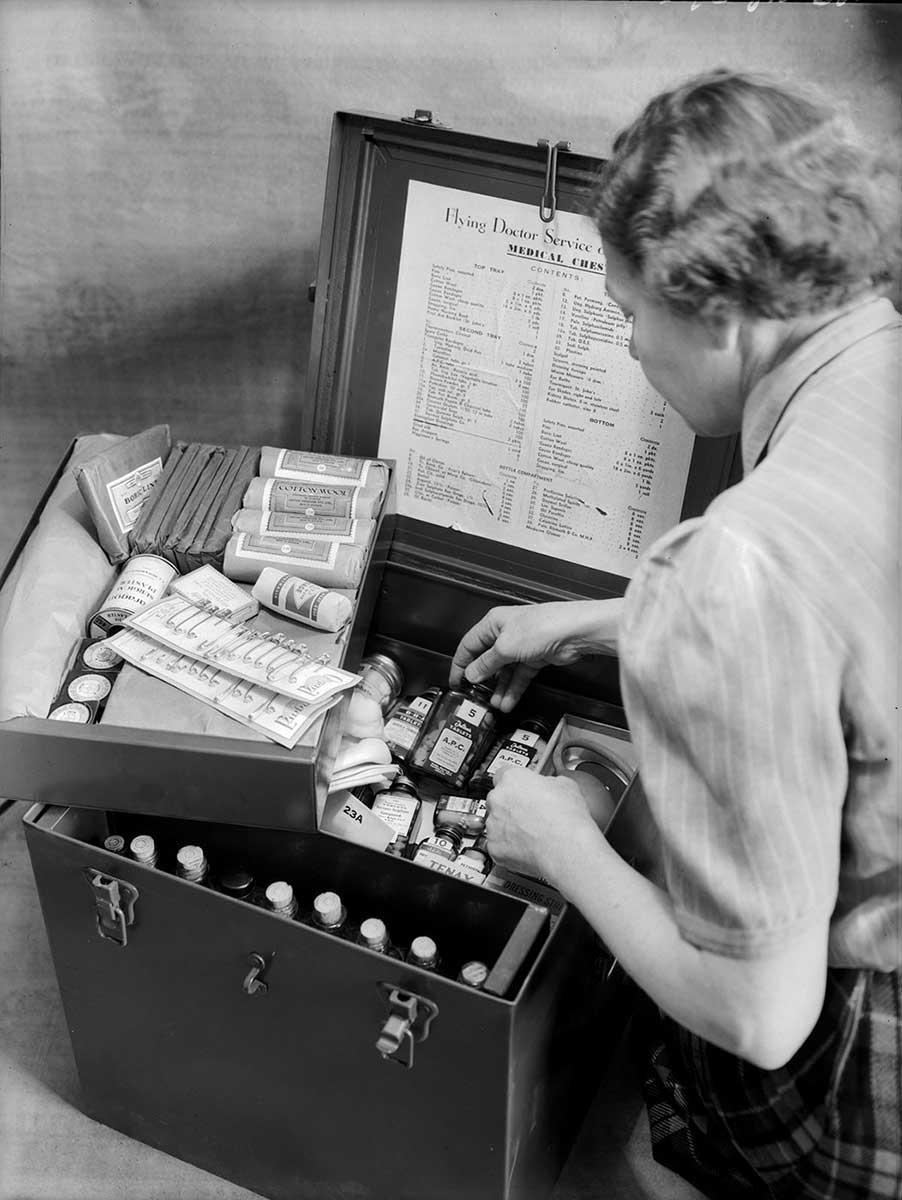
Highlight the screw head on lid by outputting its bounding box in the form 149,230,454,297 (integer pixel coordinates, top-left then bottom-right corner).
130,835,156,861
266,881,295,908
360,917,387,946
410,935,437,963
314,890,343,925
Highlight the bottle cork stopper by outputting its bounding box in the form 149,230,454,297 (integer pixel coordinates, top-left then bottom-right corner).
176,845,205,870
130,835,156,862
459,960,489,988
314,891,343,925
360,917,386,946
103,835,125,853
410,936,437,963
266,881,295,908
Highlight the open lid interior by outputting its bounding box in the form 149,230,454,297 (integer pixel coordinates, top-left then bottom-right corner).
305,111,739,608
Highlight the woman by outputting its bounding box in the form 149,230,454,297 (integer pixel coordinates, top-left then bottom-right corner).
450,71,900,1199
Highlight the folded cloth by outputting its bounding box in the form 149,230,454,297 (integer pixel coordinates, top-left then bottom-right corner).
223,532,369,589
231,508,375,544
0,434,123,720
259,447,388,494
130,442,260,573
243,477,383,519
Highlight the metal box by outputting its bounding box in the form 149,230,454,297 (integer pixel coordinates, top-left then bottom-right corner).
8,109,739,1200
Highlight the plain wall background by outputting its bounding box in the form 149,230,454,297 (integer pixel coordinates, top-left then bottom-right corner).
1,0,900,565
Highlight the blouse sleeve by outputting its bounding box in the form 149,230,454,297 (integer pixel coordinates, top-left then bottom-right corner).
619,517,845,958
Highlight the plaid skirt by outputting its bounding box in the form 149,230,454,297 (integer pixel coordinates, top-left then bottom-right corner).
632,967,902,1200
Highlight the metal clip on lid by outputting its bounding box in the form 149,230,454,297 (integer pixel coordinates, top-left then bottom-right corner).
83,868,139,947
537,138,571,224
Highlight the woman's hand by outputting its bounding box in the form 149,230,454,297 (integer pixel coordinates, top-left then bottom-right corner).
484,764,601,882
449,598,623,711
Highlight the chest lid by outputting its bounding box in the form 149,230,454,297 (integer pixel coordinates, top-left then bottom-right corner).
305,110,738,613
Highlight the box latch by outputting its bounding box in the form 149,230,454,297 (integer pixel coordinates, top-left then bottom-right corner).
83,868,139,947
375,983,439,1069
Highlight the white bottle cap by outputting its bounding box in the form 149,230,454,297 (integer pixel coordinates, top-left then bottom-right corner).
314,891,343,925
410,936,437,963
265,881,295,908
176,845,205,870
360,917,387,946
130,835,156,862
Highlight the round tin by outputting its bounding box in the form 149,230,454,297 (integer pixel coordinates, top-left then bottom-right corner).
48,702,91,723
67,673,113,703
81,640,124,671
88,553,177,637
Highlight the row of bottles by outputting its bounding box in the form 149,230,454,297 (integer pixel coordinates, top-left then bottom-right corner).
103,832,489,987
359,652,551,794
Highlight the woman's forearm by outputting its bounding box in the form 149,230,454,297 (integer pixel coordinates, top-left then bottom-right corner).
543,822,827,1070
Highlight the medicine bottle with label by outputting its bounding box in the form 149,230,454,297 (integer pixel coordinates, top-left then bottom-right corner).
433,793,488,835
383,687,443,762
410,824,465,871
370,773,422,855
356,652,405,715
459,834,493,877
408,681,498,790
468,716,552,794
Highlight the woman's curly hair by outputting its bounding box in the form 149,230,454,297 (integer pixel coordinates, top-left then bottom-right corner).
586,70,901,321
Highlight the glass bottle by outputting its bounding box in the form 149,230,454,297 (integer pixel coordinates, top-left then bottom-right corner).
356,917,402,959
468,716,552,793
129,834,158,868
410,824,465,871
217,867,257,903
383,687,443,762
459,834,493,877
457,960,489,989
356,652,405,714
175,844,211,885
311,890,350,937
406,935,440,972
408,681,498,789
433,794,488,835
370,773,422,855
264,880,299,919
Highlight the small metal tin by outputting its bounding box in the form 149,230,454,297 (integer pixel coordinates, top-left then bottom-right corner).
47,702,92,723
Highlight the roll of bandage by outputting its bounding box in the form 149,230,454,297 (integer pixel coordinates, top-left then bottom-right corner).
252,568,353,632
242,477,383,520
223,532,368,589
230,508,375,545
259,447,388,495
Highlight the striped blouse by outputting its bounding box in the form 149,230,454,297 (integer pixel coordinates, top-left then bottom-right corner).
619,297,901,970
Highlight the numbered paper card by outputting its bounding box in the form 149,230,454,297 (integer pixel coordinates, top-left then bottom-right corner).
378,181,696,578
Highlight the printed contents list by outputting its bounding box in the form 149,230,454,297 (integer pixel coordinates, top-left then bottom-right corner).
378,182,695,578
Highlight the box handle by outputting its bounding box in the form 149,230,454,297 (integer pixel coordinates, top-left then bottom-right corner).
242,951,272,996
375,984,439,1069
83,868,139,947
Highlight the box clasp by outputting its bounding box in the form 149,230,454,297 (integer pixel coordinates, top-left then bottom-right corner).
537,138,570,223
375,983,439,1069
83,868,139,947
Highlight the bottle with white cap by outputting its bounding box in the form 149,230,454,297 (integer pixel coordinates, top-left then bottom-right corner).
129,834,158,868
356,917,402,959
311,890,350,938
406,935,440,972
264,880,299,920
175,844,211,886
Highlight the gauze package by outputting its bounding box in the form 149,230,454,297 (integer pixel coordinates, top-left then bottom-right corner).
74,423,171,563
